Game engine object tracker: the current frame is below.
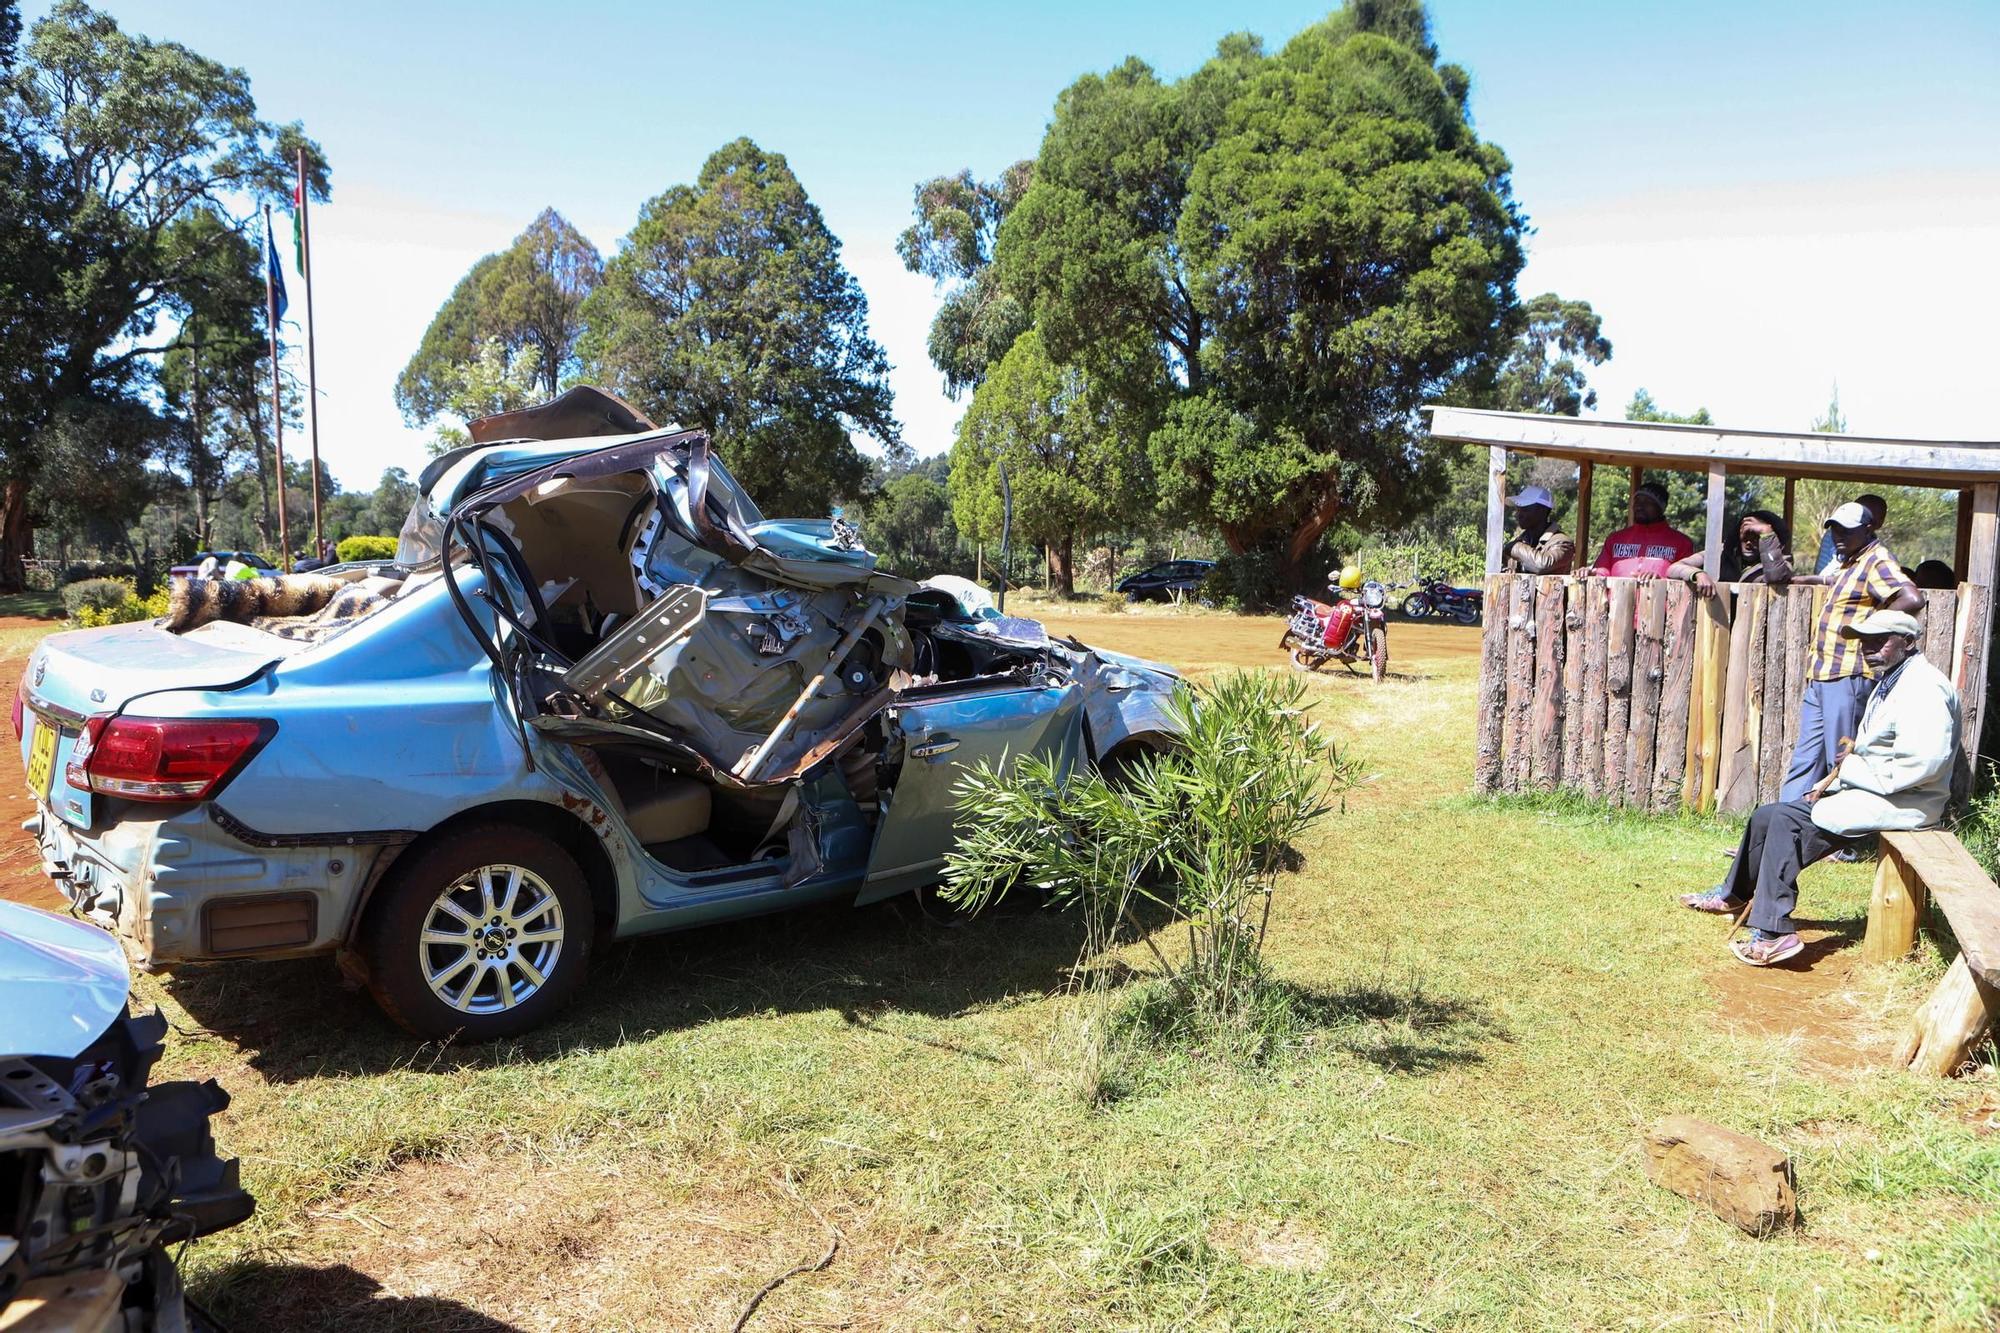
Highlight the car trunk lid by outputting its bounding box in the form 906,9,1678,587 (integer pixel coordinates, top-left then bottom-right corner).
21,625,280,829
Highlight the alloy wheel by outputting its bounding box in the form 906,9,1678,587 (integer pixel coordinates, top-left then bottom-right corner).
418,864,566,1014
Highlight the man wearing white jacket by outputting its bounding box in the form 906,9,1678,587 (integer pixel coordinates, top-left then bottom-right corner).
1680,609,1959,966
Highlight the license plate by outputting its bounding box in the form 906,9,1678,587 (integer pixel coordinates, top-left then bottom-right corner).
25,716,58,802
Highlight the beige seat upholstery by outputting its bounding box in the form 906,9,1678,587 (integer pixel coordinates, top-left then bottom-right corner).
620,777,711,846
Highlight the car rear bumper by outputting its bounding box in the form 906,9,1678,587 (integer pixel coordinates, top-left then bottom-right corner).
26,804,383,967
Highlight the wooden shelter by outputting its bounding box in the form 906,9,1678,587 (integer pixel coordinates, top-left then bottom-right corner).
1423,408,2000,815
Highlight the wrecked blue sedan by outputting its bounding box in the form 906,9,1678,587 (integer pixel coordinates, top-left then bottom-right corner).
18,391,1180,1038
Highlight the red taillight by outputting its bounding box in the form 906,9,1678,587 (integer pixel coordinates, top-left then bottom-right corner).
10,672,23,742
66,716,271,802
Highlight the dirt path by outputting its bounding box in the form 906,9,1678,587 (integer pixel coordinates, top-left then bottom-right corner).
0,653,61,910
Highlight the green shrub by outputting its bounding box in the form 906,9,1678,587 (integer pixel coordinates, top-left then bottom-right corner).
62,577,134,618
942,670,1347,1056
336,535,399,563
75,588,168,628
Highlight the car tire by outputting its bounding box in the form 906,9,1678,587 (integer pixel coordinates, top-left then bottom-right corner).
362,825,593,1041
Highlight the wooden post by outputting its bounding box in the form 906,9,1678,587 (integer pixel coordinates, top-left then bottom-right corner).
1560,581,1588,787
1702,463,1729,581
1580,578,1610,801
1503,574,1537,793
1694,594,1733,811
1718,587,1762,814
1474,573,1511,794
1782,477,1796,542
1627,582,1668,808
1862,845,1927,966
1604,580,1637,804
1955,488,1975,580
1531,576,1566,790
1967,483,1999,588
1576,462,1595,571
1653,583,1697,812
1628,468,1641,524
1485,446,1510,575
1897,957,1998,1078
1922,587,1957,669
1952,584,1990,802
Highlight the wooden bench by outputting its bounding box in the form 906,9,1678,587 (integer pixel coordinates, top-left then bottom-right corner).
1863,829,2000,1076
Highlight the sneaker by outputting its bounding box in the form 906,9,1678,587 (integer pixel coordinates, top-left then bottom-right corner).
1680,891,1743,915
1730,931,1804,967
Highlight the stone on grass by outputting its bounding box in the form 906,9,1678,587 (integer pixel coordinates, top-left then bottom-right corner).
1642,1115,1798,1236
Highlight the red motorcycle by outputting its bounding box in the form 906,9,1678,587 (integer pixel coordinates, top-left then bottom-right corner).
1280,577,1389,681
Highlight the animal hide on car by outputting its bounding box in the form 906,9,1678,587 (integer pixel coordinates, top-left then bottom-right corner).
164,575,345,634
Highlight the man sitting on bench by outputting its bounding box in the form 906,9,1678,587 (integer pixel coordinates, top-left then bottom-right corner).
1680,610,1960,966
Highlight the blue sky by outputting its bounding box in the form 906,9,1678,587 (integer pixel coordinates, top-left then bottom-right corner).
22,0,2000,490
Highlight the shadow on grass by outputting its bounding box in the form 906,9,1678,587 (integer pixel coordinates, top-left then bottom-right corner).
194,1261,526,1332
1281,978,1508,1074
162,890,1100,1084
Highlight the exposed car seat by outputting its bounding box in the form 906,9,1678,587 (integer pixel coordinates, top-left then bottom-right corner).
619,777,712,846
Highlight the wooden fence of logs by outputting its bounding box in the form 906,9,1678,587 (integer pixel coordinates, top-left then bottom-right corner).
1474,576,1990,814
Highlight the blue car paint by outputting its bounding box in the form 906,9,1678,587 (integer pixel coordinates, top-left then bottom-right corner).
20,432,1182,983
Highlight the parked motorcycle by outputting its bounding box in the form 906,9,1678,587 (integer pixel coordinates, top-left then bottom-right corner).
1399,574,1483,625
1281,577,1389,681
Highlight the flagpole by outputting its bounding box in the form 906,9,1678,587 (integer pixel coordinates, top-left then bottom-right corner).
296,149,323,562
263,205,291,574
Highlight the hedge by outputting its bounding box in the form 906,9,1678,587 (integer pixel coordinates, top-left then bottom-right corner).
62,578,135,618
336,535,399,563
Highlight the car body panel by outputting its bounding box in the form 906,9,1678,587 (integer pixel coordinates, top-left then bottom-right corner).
0,900,129,1059
20,420,1184,992
858,679,1085,905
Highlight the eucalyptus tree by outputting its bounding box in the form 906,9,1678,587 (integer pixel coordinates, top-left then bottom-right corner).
396,207,601,423
579,138,902,514
897,162,1033,398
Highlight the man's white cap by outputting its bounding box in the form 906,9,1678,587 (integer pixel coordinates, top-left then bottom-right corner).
1506,484,1555,510
1824,501,1872,530
1840,609,1924,639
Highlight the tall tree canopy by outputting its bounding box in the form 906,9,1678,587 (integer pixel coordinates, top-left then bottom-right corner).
1493,293,1611,415
948,330,1132,595
997,0,1525,585
897,162,1033,398
0,0,325,585
395,207,600,423
579,138,902,514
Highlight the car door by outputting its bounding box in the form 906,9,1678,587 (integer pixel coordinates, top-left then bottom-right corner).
855,677,1083,905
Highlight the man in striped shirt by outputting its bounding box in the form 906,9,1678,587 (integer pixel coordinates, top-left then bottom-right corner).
1781,501,1923,800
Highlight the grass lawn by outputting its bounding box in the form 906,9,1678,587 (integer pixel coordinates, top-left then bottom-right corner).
99,609,2000,1330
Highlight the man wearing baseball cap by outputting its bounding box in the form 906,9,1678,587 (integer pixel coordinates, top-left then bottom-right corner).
1682,609,1957,966
1780,501,1922,802
1587,479,1695,578
1500,484,1576,575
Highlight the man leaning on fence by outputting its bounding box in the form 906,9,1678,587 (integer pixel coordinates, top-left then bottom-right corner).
1500,485,1576,575
1781,501,1923,801
1681,609,1958,966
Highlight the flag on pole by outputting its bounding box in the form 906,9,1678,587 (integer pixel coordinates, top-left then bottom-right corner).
263,207,289,324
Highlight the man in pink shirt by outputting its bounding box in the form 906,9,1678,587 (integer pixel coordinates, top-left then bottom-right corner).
1589,480,1696,578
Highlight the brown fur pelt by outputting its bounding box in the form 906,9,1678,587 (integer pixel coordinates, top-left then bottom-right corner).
252,581,392,642
164,575,344,634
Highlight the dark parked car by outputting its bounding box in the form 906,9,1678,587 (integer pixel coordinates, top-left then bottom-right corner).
168,549,278,579
1116,559,1217,602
